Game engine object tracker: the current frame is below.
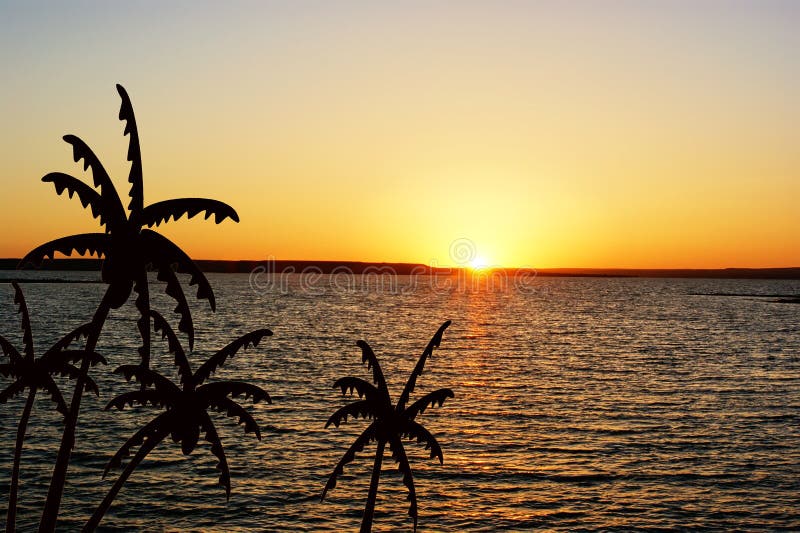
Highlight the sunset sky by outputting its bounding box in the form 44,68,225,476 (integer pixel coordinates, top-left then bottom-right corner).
1,1,797,268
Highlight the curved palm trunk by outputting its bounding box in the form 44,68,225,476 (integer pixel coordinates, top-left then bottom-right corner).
82,430,163,532
6,388,36,533
360,439,386,533
40,289,112,532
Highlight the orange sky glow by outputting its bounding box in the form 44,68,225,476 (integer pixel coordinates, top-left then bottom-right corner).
1,2,798,268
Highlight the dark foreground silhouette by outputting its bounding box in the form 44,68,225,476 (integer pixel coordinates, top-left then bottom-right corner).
14,84,239,531
322,321,454,532
0,283,103,533
84,311,271,531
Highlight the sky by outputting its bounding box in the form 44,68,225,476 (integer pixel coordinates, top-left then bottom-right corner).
1,1,797,268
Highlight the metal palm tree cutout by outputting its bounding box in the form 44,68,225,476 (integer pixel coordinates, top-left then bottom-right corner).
19,86,241,529
84,310,272,530
0,283,105,532
22,84,238,355
322,320,455,532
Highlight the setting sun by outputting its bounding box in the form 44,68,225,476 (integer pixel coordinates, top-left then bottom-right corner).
470,256,491,270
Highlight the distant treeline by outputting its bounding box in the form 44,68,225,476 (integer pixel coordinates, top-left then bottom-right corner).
2,259,799,279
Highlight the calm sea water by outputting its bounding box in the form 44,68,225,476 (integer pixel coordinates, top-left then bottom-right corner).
0,272,798,531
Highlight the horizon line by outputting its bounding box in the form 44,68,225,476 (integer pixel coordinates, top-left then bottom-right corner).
0,256,800,279
2,257,799,273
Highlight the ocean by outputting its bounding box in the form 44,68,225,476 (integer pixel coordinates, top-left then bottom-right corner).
1,272,798,531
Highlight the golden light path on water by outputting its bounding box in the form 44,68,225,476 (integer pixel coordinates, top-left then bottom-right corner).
0,271,798,531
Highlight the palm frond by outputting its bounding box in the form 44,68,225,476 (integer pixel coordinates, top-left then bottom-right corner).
324,399,377,429
356,340,389,395
0,335,23,363
198,381,271,404
115,365,181,396
140,229,216,310
388,436,418,531
397,320,451,411
43,349,107,368
150,311,192,387
207,396,262,439
149,310,184,355
47,362,100,396
133,273,151,367
321,422,378,501
193,329,272,385
403,388,454,421
106,390,168,411
41,358,102,397
153,265,195,351
83,374,101,396
140,199,239,227
19,233,110,267
45,322,93,354
401,420,444,464
61,134,125,225
116,84,143,215
10,282,33,359
0,380,26,405
38,375,69,415
0,363,13,377
333,376,381,400
200,413,231,499
104,412,172,476
42,172,108,225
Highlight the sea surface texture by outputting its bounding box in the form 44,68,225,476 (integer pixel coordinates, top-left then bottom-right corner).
0,272,798,531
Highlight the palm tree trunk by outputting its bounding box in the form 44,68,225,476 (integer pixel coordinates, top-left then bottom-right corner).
39,289,112,532
360,439,385,533
82,431,163,532
6,388,36,533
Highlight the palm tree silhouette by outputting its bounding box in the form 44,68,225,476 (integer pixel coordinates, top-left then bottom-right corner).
0,283,104,533
22,84,239,357
83,310,272,531
322,320,455,532
19,85,239,530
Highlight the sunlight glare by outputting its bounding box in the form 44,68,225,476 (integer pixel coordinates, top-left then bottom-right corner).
470,256,490,270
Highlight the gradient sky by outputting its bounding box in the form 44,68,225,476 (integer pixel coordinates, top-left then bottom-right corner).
1,1,797,268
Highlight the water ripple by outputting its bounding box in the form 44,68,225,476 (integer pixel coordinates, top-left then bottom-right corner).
0,275,798,530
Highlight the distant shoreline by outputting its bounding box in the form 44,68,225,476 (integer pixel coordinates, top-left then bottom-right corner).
2,258,800,280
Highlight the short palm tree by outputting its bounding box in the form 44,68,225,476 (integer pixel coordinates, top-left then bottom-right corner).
20,85,239,530
83,310,272,531
0,283,104,533
322,320,455,532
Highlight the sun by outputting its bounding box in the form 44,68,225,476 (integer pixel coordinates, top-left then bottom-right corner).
469,255,491,270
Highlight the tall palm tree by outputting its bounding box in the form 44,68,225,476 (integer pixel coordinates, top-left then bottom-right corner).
19,85,239,530
22,83,239,359
0,283,105,533
83,310,272,531
322,320,455,533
